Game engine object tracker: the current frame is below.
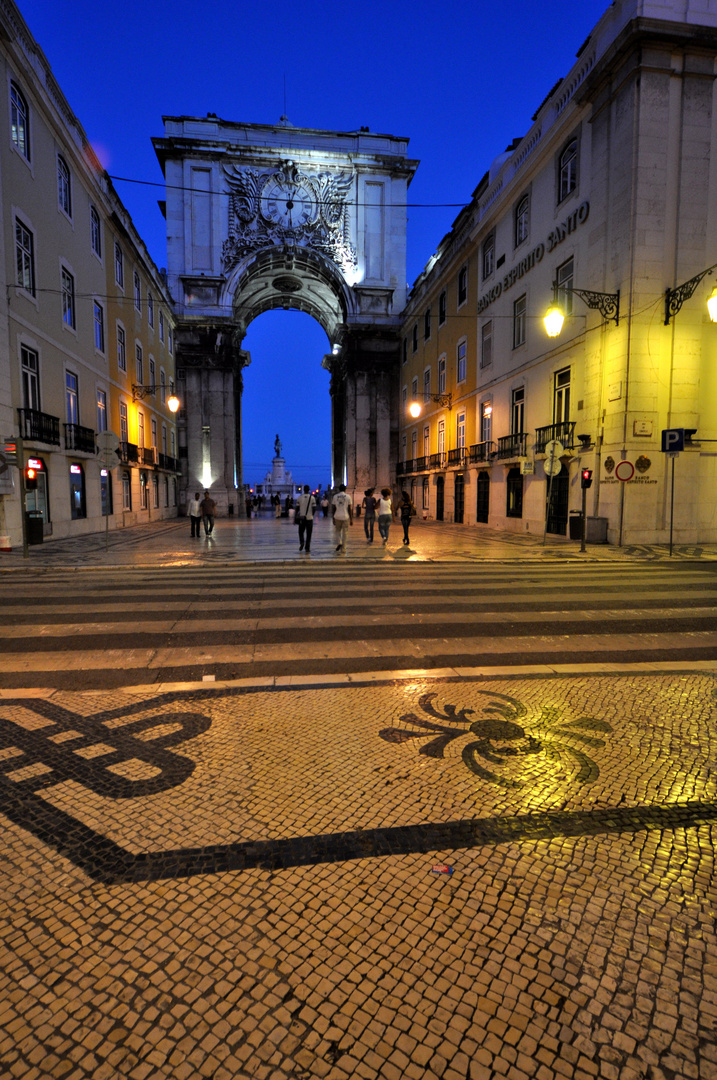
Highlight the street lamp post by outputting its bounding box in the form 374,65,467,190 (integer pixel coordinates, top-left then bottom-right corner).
543,283,620,336
408,392,452,418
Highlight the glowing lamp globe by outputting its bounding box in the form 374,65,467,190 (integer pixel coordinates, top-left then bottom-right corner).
707,285,717,323
544,306,565,337
409,402,422,418
167,394,180,413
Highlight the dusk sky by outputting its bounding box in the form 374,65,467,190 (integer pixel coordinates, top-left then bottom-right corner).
21,0,609,489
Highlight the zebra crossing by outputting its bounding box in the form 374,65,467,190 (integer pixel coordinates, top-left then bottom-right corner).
0,560,715,690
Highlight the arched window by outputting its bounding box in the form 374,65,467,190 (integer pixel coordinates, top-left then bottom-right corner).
506,467,523,518
515,195,529,246
58,155,71,216
10,81,29,160
559,140,578,202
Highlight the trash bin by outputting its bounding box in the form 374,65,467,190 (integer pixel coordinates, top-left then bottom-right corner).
26,511,44,545
569,510,583,540
586,516,608,543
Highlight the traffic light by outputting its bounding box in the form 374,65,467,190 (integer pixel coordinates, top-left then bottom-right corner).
581,468,593,489
25,466,37,490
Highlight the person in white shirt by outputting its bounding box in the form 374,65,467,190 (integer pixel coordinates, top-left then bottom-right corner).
296,485,317,553
188,491,202,537
377,488,394,544
331,484,353,552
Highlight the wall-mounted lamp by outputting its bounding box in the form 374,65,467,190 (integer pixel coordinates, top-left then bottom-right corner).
409,392,452,418
543,282,620,337
132,385,181,413
664,263,717,324
482,403,493,417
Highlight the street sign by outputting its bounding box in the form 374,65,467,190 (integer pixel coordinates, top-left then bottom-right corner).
96,431,120,468
615,460,635,482
661,428,684,453
543,439,563,477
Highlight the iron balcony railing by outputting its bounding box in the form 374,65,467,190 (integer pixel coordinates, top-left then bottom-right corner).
18,408,61,446
496,433,527,460
428,453,445,470
415,456,428,472
118,441,139,464
64,423,96,454
158,453,179,472
447,448,466,466
469,441,495,463
535,421,576,453
139,446,157,466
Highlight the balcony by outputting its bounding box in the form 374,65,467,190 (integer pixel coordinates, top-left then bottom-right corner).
447,448,466,467
64,423,96,454
469,441,495,463
535,421,576,453
158,453,179,472
139,446,157,466
496,433,527,460
415,456,428,472
428,453,445,470
18,408,61,446
119,441,139,464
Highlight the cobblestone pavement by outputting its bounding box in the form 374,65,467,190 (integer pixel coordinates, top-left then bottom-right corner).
1,672,716,1079
2,516,717,569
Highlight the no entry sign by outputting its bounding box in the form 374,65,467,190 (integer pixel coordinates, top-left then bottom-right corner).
615,460,634,482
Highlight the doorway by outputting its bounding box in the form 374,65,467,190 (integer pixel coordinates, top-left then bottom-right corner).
436,475,444,521
546,464,569,535
454,473,464,523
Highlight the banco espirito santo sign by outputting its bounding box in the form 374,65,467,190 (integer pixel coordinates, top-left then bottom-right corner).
477,201,590,315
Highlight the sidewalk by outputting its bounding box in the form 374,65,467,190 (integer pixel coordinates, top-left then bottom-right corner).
2,514,717,569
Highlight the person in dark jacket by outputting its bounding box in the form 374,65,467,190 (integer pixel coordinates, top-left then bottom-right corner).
399,490,415,545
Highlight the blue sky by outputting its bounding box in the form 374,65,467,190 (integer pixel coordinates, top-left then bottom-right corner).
21,0,609,488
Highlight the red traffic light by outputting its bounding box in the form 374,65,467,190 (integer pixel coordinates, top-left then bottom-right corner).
580,468,593,489
25,466,38,490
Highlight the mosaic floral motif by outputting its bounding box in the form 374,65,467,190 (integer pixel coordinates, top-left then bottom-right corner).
635,455,652,473
379,691,613,788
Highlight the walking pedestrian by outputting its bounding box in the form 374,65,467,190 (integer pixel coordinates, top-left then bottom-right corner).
188,491,202,537
399,490,416,545
332,484,353,552
362,488,377,542
296,485,316,553
200,490,216,535
321,495,329,517
377,487,394,544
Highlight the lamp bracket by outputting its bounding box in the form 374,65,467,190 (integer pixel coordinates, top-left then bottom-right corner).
422,392,452,410
553,283,620,324
132,384,175,401
664,262,717,324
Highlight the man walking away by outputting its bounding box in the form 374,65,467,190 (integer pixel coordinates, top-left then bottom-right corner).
362,488,377,543
188,491,202,537
200,490,216,535
297,485,316,553
332,484,353,552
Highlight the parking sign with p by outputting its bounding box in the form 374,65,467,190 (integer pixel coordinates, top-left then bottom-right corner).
661,428,684,453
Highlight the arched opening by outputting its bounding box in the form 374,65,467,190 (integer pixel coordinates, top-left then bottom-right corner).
241,309,332,500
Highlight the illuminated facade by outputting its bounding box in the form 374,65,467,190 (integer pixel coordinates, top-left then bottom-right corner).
0,0,178,548
398,0,717,544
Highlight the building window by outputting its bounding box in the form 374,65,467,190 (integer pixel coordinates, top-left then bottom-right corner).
57,155,72,218
401,434,407,463
66,371,79,424
152,473,159,508
90,207,101,257
554,367,571,423
137,411,145,449
401,385,408,412
559,139,578,202
119,402,128,442
506,467,523,518
438,356,446,394
148,355,155,391
423,425,430,457
168,329,173,354
556,256,574,316
457,340,466,383
15,218,35,295
161,424,168,456
21,345,40,410
97,388,107,433
515,195,529,247
160,369,166,404
480,401,492,444
134,271,141,312
411,430,418,461
513,294,526,349
458,266,468,306
61,267,75,329
163,475,169,507
151,417,158,450
411,376,418,400
439,291,446,325
69,464,86,519
424,308,431,341
482,235,494,280
135,344,143,383
412,324,418,353
100,469,113,516
438,419,445,458
402,339,407,366
114,243,124,288
170,430,176,457
422,476,429,510
10,81,29,160
147,291,154,328
159,311,165,342
93,301,105,352
423,368,431,400
117,325,126,371
511,386,525,434
457,411,466,450
122,470,131,510
481,321,492,369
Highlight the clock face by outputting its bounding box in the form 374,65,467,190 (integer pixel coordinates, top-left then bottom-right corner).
261,178,315,229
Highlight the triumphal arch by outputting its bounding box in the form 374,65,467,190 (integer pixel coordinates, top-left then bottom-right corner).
153,116,418,514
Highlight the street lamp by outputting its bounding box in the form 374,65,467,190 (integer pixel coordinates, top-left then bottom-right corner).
409,392,452,417
132,384,181,412
664,262,717,324
543,282,620,336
